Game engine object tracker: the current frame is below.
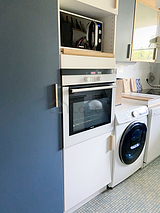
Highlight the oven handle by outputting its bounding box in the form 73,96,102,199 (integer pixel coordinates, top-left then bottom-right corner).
71,84,116,93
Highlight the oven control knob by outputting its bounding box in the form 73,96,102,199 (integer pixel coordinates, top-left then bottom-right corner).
84,76,90,82
97,76,101,81
132,110,138,117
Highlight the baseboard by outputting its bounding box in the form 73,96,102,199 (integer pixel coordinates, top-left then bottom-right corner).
64,186,107,213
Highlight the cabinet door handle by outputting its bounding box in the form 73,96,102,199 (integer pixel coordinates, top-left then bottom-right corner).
109,135,115,151
114,0,118,9
153,48,157,60
127,44,131,58
55,84,58,108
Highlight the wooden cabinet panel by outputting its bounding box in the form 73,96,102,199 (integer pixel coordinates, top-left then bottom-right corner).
138,0,156,8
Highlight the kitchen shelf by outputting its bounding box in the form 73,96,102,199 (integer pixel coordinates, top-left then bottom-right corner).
59,0,117,68
60,47,114,58
59,0,118,19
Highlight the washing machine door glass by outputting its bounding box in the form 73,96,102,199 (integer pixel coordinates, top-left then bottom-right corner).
119,122,147,165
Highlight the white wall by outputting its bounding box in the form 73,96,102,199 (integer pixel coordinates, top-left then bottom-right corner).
116,62,160,90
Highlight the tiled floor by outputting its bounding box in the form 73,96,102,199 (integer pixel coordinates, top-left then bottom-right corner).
74,157,160,213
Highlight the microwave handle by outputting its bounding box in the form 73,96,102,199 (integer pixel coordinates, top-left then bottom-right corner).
88,21,98,49
88,21,93,49
71,84,116,93
94,23,98,48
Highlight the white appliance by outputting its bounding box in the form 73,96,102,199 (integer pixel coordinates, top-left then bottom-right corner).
62,68,117,148
123,91,160,166
133,90,160,165
109,99,148,188
143,105,160,165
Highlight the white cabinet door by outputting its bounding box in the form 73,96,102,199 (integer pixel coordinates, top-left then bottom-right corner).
63,132,112,212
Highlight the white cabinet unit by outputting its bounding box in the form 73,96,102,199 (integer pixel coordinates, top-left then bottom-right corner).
59,0,118,65
59,0,118,17
63,133,112,212
60,1,117,212
76,0,118,15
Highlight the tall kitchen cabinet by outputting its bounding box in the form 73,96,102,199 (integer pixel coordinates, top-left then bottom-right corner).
0,1,63,213
59,0,118,212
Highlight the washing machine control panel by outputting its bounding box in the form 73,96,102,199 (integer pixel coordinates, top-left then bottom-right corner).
132,107,148,117
116,106,148,124
132,111,138,117
138,107,148,115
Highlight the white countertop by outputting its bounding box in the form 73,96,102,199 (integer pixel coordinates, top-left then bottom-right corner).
115,98,146,114
122,92,160,107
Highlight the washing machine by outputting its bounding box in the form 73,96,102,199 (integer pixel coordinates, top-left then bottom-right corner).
123,96,160,166
109,99,148,188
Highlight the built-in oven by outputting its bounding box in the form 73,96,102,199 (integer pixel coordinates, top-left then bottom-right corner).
62,69,117,148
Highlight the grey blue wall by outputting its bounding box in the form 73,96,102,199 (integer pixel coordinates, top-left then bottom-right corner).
0,1,63,212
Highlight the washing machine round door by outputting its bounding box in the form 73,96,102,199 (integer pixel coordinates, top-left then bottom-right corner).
119,122,147,165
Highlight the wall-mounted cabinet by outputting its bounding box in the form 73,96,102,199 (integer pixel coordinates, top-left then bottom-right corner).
116,0,159,63
131,0,159,62
115,0,135,62
59,0,118,68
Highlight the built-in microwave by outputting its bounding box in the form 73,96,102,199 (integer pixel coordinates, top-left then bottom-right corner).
60,10,103,51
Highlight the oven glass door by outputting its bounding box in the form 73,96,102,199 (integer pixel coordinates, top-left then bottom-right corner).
69,85,113,135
